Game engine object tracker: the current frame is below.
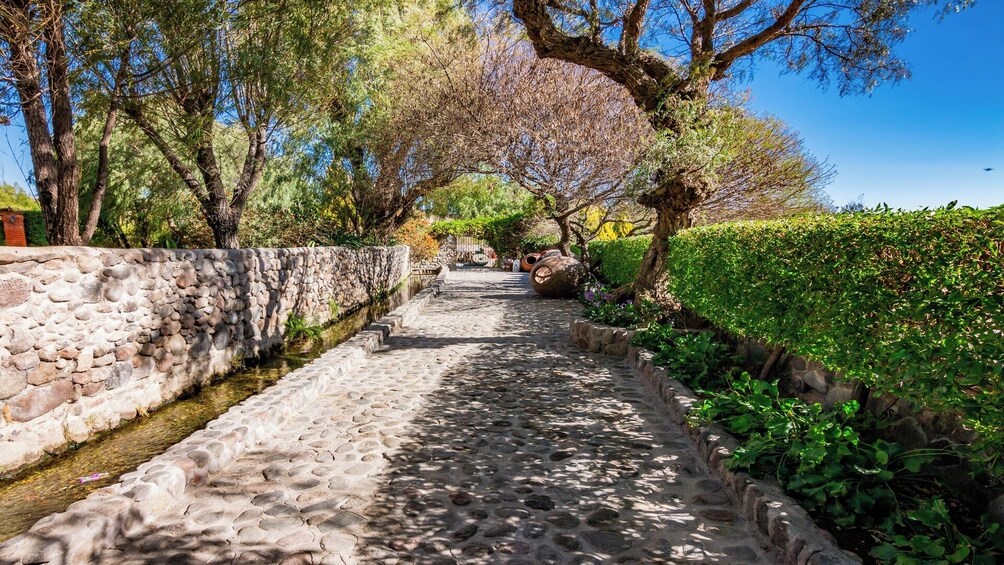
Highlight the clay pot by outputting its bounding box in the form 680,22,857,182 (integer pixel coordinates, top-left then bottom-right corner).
520,253,541,273
530,256,587,298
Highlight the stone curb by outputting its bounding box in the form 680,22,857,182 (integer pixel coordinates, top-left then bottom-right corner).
0,267,451,565
570,319,856,565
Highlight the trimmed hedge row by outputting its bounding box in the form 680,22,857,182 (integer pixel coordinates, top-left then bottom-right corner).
24,211,47,245
430,214,543,258
587,236,651,287
591,207,1004,442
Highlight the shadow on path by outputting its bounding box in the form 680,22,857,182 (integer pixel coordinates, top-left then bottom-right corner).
356,276,767,564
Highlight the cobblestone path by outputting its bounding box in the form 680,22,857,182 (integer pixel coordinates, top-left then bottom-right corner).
97,270,771,564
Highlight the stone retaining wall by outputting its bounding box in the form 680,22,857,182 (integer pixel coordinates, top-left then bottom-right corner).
0,267,449,564
570,319,856,565
736,339,978,448
0,245,409,476
572,319,978,453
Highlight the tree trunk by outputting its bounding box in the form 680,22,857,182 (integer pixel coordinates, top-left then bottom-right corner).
5,5,60,243
555,216,573,256
205,203,242,249
44,9,82,246
2,2,119,247
634,172,710,306
81,52,129,245
634,206,691,306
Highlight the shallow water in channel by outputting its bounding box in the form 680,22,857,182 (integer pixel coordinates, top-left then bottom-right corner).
0,275,432,543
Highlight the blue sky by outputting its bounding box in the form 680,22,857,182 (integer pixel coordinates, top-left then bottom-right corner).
743,2,1004,210
2,3,1002,210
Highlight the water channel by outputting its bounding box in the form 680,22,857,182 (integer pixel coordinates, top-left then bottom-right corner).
0,274,433,543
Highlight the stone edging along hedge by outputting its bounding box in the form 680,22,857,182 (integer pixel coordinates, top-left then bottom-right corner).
570,319,857,565
0,268,450,564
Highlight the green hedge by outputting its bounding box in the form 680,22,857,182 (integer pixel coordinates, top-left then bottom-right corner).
588,236,651,286
666,207,1004,441
430,213,536,258
0,210,47,246
24,211,47,245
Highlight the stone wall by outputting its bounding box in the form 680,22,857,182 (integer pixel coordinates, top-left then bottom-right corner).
572,319,993,519
570,319,854,564
0,245,409,476
734,340,978,449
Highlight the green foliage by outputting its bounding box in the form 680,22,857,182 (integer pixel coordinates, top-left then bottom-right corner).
519,234,559,255
21,211,47,245
0,183,39,211
238,203,323,249
421,175,534,219
317,231,376,248
694,372,1004,563
580,284,662,328
284,313,323,343
872,503,1003,564
632,330,736,390
430,213,535,259
587,236,652,286
294,0,474,242
666,205,1004,452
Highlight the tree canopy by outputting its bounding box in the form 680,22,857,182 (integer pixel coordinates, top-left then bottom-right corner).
510,0,972,299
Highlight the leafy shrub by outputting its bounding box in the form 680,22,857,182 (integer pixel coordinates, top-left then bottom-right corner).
393,217,440,262
284,313,323,342
581,284,661,328
666,205,1004,450
239,203,322,248
694,373,1004,562
630,322,678,351
633,329,735,390
587,236,651,286
519,234,559,255
317,230,375,248
22,211,47,245
430,213,535,259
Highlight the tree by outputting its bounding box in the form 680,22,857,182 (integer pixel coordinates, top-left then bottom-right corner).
674,109,835,225
482,42,652,256
510,0,973,299
116,0,370,248
0,182,39,210
301,2,481,242
76,112,323,249
839,195,867,214
0,0,132,245
568,201,654,260
421,174,534,220
431,32,652,255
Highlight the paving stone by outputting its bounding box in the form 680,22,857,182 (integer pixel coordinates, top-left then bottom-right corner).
585,507,620,527
73,271,769,565
317,511,366,532
583,530,634,553
451,524,478,541
700,508,739,523
535,545,563,564
522,521,547,539
275,529,313,548
524,494,556,511
554,533,581,551
319,532,356,553
483,521,518,538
